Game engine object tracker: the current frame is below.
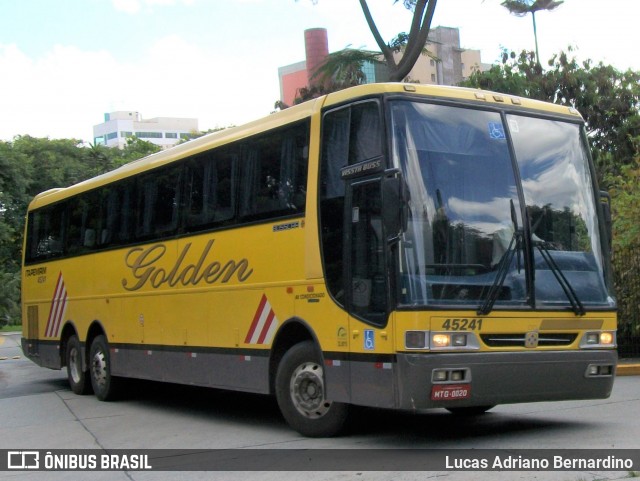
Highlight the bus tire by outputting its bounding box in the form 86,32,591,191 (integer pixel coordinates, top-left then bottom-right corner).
89,335,120,401
66,335,92,395
446,405,495,416
275,341,348,437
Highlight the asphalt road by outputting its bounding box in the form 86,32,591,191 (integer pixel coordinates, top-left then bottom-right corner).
1,332,638,481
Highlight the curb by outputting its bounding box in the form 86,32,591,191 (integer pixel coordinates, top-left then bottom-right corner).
617,363,640,376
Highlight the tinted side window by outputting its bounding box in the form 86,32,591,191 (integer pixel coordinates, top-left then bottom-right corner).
239,122,309,221
135,166,182,239
26,203,65,262
350,102,382,164
67,190,101,255
101,181,134,247
185,148,237,232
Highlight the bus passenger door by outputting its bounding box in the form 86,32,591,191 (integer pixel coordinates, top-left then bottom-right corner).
348,178,388,324
347,178,396,408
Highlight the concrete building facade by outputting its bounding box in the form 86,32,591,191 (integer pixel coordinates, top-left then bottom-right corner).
93,111,198,149
403,26,486,85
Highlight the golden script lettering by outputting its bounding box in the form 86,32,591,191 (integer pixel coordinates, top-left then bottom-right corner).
122,239,253,291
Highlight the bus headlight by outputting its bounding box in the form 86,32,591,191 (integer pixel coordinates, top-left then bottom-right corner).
432,333,467,347
432,333,451,348
429,332,480,350
600,332,614,345
580,331,616,348
404,332,481,351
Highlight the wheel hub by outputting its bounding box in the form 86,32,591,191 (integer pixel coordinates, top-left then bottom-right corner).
91,350,107,389
69,347,81,384
290,362,331,419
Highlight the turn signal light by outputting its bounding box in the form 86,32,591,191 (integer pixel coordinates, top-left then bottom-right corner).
405,331,428,349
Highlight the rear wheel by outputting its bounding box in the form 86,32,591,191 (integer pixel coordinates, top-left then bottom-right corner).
275,341,348,437
66,335,92,395
89,335,120,401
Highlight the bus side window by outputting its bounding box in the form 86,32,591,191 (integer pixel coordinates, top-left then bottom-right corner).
240,136,281,219
350,102,382,164
67,191,101,255
27,204,65,262
100,181,134,247
136,166,182,239
239,122,309,222
185,149,237,231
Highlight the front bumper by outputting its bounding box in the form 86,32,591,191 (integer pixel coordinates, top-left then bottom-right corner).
395,349,617,410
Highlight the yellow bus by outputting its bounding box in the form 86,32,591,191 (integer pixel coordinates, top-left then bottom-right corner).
22,83,617,437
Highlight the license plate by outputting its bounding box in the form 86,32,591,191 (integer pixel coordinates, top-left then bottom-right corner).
431,384,471,401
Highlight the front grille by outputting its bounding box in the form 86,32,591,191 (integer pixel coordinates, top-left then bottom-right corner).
481,333,577,347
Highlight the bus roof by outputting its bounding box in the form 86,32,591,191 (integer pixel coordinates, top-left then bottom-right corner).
28,82,583,211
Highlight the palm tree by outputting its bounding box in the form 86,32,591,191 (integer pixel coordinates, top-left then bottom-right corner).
309,47,384,90
501,0,563,63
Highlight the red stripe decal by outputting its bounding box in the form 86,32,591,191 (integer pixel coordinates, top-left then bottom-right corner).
256,310,276,344
45,272,65,338
244,294,267,343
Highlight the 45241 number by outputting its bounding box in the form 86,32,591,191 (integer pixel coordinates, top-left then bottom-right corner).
441,318,483,331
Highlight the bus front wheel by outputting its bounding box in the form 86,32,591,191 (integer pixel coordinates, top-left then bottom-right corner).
89,335,120,401
66,335,92,395
275,341,348,437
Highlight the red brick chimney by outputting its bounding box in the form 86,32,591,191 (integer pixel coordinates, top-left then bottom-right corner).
304,28,329,86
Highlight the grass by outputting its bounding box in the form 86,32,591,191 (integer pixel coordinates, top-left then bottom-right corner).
0,324,21,333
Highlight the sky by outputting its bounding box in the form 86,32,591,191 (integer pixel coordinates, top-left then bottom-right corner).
0,0,638,143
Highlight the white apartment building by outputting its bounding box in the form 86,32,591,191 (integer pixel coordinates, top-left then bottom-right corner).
93,111,198,149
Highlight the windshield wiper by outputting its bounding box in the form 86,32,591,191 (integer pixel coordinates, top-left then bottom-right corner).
477,200,522,316
477,230,521,316
534,241,586,316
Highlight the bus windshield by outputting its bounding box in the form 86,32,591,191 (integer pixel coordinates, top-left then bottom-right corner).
391,100,613,311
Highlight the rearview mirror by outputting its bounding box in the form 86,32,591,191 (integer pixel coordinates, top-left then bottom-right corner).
382,172,404,243
599,191,612,250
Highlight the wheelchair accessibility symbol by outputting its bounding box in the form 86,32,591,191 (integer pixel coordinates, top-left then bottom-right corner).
364,330,375,350
488,122,506,140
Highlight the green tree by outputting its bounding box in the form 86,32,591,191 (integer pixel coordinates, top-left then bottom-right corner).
85,142,118,178
0,270,20,326
0,140,31,272
11,136,88,196
0,135,159,324
606,151,640,249
117,136,161,163
501,0,563,63
607,147,640,339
